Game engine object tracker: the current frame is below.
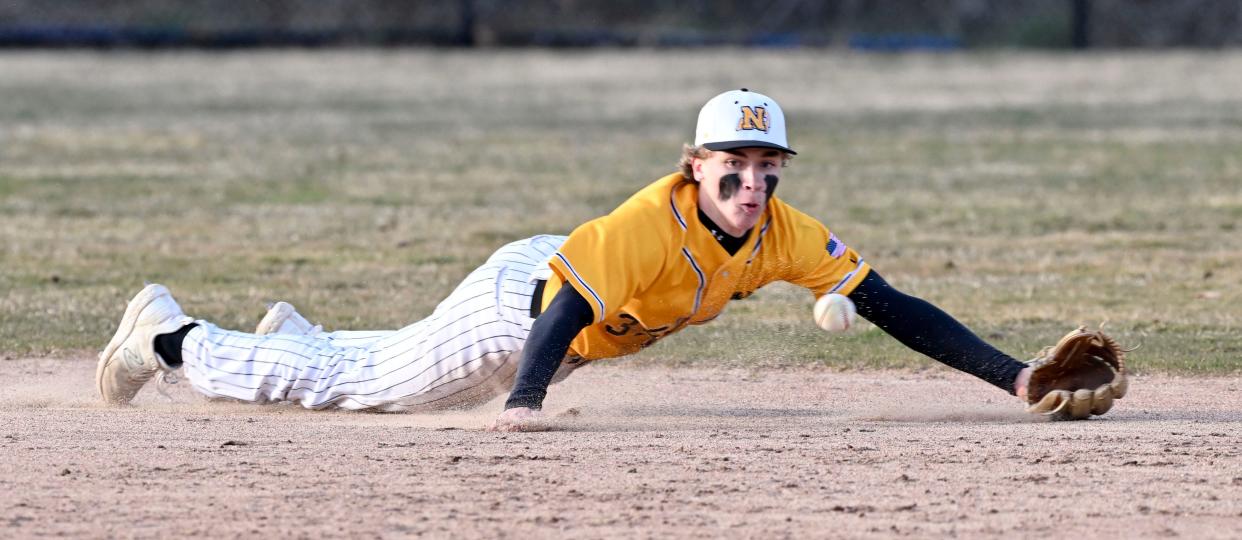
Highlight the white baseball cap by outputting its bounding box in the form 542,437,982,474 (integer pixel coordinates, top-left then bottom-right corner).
694,88,795,155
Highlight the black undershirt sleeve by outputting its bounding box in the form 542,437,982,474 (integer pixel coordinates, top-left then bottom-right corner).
504,285,594,410
847,271,1027,394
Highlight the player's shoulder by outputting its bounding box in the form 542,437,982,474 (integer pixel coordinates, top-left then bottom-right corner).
764,195,824,231
757,196,837,257
566,172,686,254
621,172,687,208
608,172,690,224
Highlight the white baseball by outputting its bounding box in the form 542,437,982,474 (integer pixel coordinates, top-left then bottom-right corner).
813,293,856,332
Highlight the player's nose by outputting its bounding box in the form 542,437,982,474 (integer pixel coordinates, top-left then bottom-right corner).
740,166,765,192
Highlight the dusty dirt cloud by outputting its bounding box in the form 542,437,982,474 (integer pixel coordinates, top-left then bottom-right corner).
2,357,1240,538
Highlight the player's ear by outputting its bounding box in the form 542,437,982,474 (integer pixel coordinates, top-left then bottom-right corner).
692,155,706,181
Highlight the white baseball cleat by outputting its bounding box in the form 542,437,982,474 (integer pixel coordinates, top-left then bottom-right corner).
255,301,322,336
96,284,195,405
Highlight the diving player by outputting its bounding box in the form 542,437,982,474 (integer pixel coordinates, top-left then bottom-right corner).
96,89,1033,429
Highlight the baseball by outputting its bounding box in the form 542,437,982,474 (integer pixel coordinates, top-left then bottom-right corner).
813,293,856,332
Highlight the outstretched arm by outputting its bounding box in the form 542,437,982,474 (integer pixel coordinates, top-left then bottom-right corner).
847,271,1030,396
491,285,593,431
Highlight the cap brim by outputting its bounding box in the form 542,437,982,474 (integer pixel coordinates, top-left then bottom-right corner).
702,140,796,155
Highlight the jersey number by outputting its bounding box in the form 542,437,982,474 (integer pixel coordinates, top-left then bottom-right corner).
605,313,688,348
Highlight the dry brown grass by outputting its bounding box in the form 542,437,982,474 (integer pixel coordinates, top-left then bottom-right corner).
1,50,1240,372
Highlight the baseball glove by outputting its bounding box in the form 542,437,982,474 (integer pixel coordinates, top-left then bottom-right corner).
1025,326,1128,420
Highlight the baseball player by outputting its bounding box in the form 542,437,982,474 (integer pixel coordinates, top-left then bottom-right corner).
97,89,1038,430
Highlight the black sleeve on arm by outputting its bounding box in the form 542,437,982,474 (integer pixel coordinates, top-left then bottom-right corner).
504,284,594,410
847,271,1028,395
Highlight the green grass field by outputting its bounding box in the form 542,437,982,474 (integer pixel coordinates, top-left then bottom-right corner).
1,50,1239,373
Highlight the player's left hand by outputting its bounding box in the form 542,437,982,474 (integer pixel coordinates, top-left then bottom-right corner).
1024,326,1128,420
487,407,550,432
1013,366,1032,401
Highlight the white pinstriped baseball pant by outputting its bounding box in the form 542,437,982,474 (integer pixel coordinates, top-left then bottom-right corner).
178,235,570,411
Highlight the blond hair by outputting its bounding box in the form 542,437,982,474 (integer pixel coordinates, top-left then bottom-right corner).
678,144,792,181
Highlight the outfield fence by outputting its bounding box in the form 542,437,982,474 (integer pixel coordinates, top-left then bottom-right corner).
0,0,1240,49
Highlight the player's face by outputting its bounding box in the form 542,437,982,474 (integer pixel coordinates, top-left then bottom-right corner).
693,147,783,236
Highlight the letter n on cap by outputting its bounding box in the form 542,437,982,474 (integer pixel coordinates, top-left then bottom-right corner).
737,106,769,132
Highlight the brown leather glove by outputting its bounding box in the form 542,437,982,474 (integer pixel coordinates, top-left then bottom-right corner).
1026,327,1129,420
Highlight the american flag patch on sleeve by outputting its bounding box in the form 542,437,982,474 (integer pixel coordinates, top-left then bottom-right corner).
826,233,847,258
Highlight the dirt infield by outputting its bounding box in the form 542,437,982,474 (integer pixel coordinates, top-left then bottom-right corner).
1,357,1239,538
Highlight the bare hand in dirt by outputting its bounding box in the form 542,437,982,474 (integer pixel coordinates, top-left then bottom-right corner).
488,407,550,432
1014,366,1032,401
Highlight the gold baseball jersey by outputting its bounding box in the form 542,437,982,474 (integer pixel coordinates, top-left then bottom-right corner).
543,172,870,360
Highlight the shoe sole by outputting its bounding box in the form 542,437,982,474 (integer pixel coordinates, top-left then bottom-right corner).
96,284,167,402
